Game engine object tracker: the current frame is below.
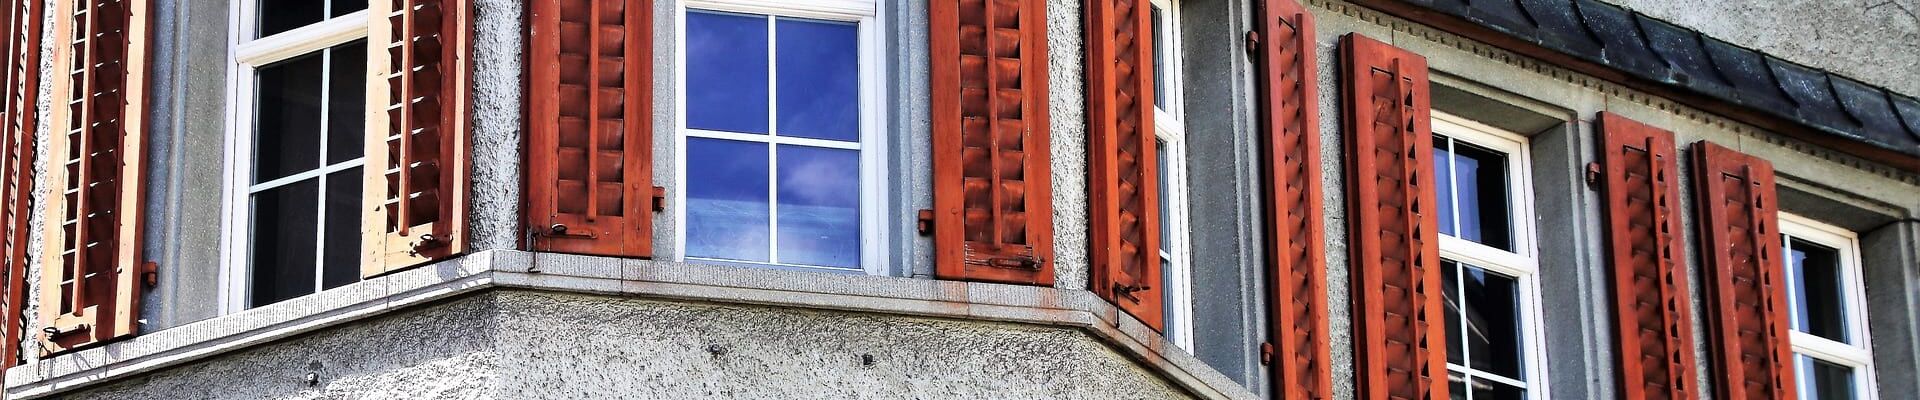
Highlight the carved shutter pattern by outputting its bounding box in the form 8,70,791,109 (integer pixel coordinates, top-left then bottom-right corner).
37,0,151,354
363,0,470,277
1339,33,1445,400
1255,0,1330,396
0,0,40,367
527,0,659,257
1086,0,1162,330
928,0,1056,285
1598,113,1699,400
1690,141,1795,400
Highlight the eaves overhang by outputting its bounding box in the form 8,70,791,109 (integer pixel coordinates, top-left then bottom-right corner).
1349,0,1920,171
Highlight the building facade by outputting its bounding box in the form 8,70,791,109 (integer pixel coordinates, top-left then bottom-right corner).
0,0,1916,399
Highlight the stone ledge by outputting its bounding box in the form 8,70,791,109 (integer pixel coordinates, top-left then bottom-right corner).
4,250,1257,400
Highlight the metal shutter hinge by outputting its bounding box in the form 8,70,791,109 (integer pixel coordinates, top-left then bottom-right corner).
1259,342,1273,365
916,210,934,236
1113,283,1151,302
1584,162,1602,188
142,261,158,287
651,186,666,212
988,255,1043,269
1244,31,1261,58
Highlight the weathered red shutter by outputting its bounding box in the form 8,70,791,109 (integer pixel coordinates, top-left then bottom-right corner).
526,0,659,257
1255,0,1330,396
927,0,1056,285
1086,0,1162,330
1597,112,1699,400
363,0,471,277
1690,141,1795,400
37,0,152,354
1340,33,1445,400
0,0,42,366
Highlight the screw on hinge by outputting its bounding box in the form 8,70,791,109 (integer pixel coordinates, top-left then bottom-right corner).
1244,30,1262,57
916,210,934,236
1259,342,1274,365
1584,162,1603,188
651,186,667,212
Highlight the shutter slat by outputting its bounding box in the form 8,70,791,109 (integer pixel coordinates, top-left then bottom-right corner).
929,0,1055,285
1086,0,1163,331
1340,33,1445,400
362,0,470,277
37,0,149,354
1256,0,1330,397
0,0,42,368
526,0,658,257
1598,112,1699,400
1691,141,1796,400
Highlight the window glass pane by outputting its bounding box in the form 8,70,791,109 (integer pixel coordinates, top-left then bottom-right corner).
321,168,362,290
1443,260,1526,380
1471,379,1526,400
250,180,319,307
1444,260,1464,366
1789,238,1850,343
686,11,771,134
254,53,325,183
1150,5,1166,110
1799,354,1856,400
1433,137,1455,238
1447,372,1467,400
1156,140,1176,341
331,0,367,17
326,41,367,164
686,138,771,262
1432,135,1512,250
775,18,859,141
774,145,860,268
258,0,324,38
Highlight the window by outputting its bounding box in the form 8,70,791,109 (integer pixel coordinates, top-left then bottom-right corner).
675,0,885,274
1780,214,1877,400
1431,113,1547,400
221,0,371,310
1148,0,1194,350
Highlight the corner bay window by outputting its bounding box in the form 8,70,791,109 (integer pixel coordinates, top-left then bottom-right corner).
1781,214,1877,400
678,1,880,272
1431,114,1545,400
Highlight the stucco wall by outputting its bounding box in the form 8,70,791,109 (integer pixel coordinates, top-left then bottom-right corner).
1597,0,1920,96
51,290,1193,399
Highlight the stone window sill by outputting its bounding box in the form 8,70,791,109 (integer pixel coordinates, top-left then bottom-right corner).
4,250,1256,400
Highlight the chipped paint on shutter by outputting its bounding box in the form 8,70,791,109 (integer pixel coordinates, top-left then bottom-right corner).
0,0,41,366
928,0,1056,285
37,0,152,354
1598,112,1699,400
363,0,471,277
527,0,659,257
1340,33,1445,400
1086,0,1163,330
1255,0,1330,396
1691,141,1795,400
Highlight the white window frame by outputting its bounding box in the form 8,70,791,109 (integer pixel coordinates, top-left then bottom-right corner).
1780,213,1878,400
217,2,371,314
672,0,888,275
1147,0,1194,351
1431,112,1551,399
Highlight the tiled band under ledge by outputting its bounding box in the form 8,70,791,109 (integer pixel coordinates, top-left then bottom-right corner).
2,250,1255,400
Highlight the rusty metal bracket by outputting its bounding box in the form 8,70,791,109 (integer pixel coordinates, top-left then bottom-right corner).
1259,342,1274,365
916,210,934,236
141,260,158,287
1585,161,1602,188
1113,283,1151,302
651,186,667,212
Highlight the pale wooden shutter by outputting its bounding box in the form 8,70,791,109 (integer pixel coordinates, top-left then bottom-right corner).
1597,112,1700,400
1255,0,1330,396
526,0,660,257
927,0,1056,285
37,0,152,354
0,0,42,366
1086,0,1163,331
1691,141,1795,400
1340,33,1446,400
363,0,471,277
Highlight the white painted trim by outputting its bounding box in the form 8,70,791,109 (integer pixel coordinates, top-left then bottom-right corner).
1780,213,1878,400
673,0,887,275
233,10,370,66
1145,0,1195,352
1430,111,1550,399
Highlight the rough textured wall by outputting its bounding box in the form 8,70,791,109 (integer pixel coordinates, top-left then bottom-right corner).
1598,0,1920,96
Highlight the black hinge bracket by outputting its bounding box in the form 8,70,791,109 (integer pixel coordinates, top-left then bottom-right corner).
1259,342,1274,365
141,261,158,287
916,210,934,236
1584,162,1602,188
1244,30,1261,58
651,186,667,212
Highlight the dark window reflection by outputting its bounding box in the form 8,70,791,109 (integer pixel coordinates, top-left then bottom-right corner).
1442,260,1526,380
1150,5,1166,109
248,42,365,308
258,0,366,38
1800,354,1855,400
326,41,367,164
250,180,318,307
321,168,362,290
255,53,324,183
1788,237,1850,343
1432,135,1512,251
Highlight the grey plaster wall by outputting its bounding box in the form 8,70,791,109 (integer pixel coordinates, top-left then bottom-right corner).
139,0,231,332
467,0,527,251
1596,0,1920,96
1048,0,1093,291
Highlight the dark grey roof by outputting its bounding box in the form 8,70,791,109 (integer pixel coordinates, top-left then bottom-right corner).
1372,0,1920,160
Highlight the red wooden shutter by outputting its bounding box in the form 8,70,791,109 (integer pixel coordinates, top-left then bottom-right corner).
526,0,659,257
1690,141,1795,400
37,0,152,354
927,0,1056,285
1254,0,1330,396
1339,33,1445,400
364,0,472,277
0,0,41,366
1598,112,1699,400
1086,0,1162,330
